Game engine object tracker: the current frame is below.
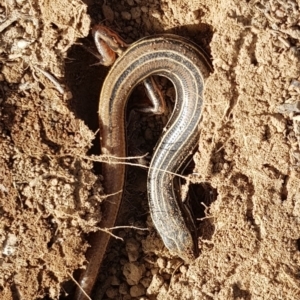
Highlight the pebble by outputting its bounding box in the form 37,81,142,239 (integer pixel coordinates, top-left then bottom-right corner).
106,287,118,299
131,7,141,19
179,264,188,274
121,11,132,20
123,262,146,285
269,114,286,133
144,128,153,141
162,273,171,281
157,283,169,297
156,257,166,269
130,284,146,297
146,274,164,295
141,6,148,13
277,101,300,114
111,275,120,286
163,268,173,275
166,258,182,270
102,4,114,22
120,258,128,265
135,17,141,25
140,276,152,288
151,8,161,18
150,267,159,275
119,282,129,295
128,250,140,262
49,178,58,186
125,238,140,262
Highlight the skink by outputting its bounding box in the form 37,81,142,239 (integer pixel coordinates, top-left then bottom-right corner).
75,25,211,299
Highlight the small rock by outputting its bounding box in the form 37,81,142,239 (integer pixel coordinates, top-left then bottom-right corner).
123,262,146,285
135,17,141,25
163,268,173,275
130,284,146,297
269,114,286,133
277,101,300,114
126,238,140,262
157,283,169,297
162,273,171,281
111,275,120,286
141,6,148,13
102,4,114,22
120,258,128,265
192,9,200,19
156,257,166,269
121,11,132,20
144,128,154,141
151,8,161,19
131,7,141,19
49,178,58,186
119,282,129,295
290,79,300,90
106,287,118,299
150,268,159,276
179,265,188,274
166,258,182,270
140,276,152,288
146,274,164,295
128,250,139,262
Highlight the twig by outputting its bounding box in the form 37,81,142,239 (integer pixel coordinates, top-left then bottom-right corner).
80,154,189,181
33,65,65,94
0,13,19,33
98,225,149,240
68,272,92,300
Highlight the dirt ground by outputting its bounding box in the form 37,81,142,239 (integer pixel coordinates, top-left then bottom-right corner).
1,0,300,299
